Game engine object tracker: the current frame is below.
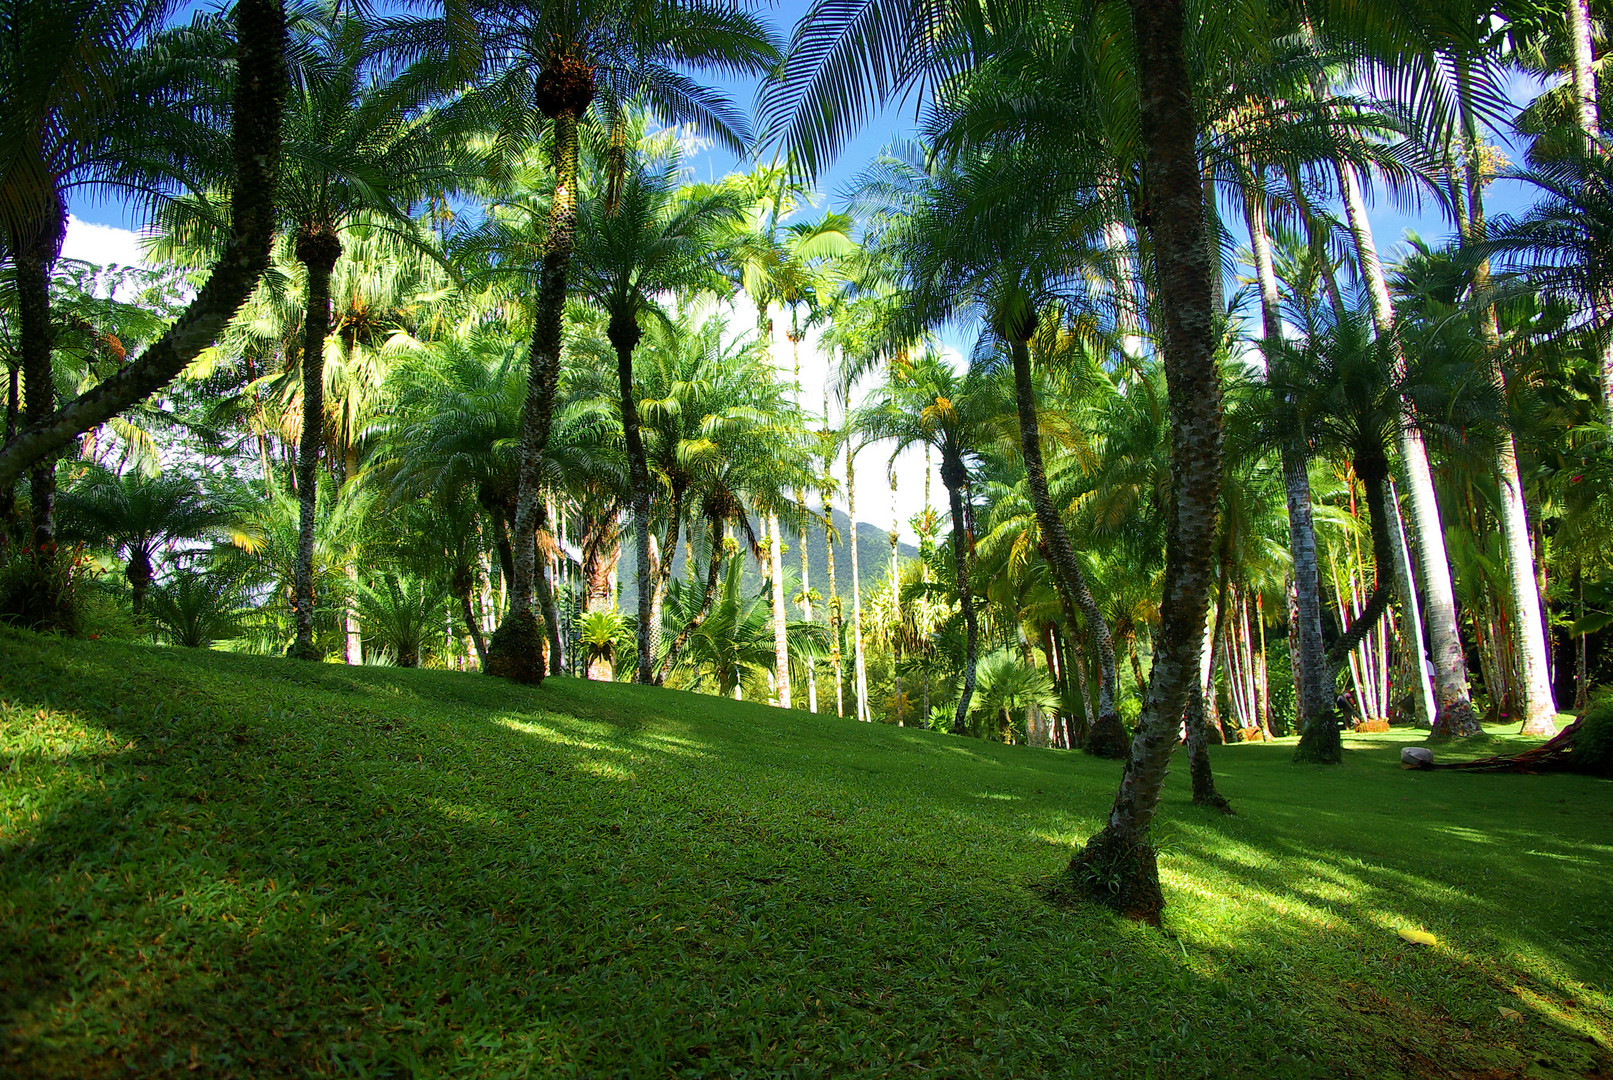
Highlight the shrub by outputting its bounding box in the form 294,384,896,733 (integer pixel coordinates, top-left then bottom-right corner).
1574,699,1613,778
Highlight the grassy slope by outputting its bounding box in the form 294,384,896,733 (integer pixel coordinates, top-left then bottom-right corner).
1,628,1609,1080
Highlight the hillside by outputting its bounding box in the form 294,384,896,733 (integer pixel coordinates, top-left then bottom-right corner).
2,629,1609,1079
616,507,919,611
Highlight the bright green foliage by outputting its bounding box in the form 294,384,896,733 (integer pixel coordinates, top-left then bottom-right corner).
2,629,1608,1078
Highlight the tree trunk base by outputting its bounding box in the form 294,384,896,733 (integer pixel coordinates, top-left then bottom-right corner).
1189,745,1233,813
1431,696,1483,738
1292,709,1343,764
1082,712,1128,759
1050,827,1165,926
485,610,546,685
286,640,323,662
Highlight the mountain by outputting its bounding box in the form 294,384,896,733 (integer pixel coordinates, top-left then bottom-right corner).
614,507,919,611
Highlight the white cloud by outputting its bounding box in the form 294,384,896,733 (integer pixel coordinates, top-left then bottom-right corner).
61,216,147,269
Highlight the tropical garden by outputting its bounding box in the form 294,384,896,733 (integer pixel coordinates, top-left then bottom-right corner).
2,0,1612,1072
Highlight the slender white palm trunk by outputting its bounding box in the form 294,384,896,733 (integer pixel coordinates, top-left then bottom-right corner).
847,437,869,722
1388,477,1436,727
1337,160,1479,734
1454,92,1556,735
769,513,791,709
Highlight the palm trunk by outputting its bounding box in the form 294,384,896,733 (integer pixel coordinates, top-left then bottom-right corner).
1068,0,1223,926
848,439,869,722
0,0,285,494
1186,602,1230,811
889,470,902,721
1243,168,1332,736
656,510,726,684
534,502,563,676
1335,156,1479,736
1007,335,1125,757
1453,70,1557,735
1388,476,1435,727
290,229,341,661
943,455,981,735
487,99,583,684
1574,562,1589,711
768,513,791,708
825,386,844,716
459,581,488,668
609,315,655,684
1296,459,1397,763
12,206,63,553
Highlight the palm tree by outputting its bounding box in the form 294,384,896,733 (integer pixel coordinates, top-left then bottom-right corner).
0,0,285,537
55,466,233,618
434,0,775,684
856,353,1005,735
572,142,744,682
255,6,473,661
718,158,855,708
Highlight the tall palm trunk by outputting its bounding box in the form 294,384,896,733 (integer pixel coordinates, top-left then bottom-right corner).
290,226,341,660
534,502,563,675
1006,334,1124,757
847,437,869,721
1327,98,1480,738
1186,602,1230,810
1242,170,1333,738
1453,69,1557,736
609,313,655,684
824,385,843,716
768,513,791,708
13,205,63,553
487,83,587,684
1388,476,1435,727
942,453,980,735
1066,0,1223,925
888,469,902,720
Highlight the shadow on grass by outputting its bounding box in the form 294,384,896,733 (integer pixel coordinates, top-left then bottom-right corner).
1,631,1608,1079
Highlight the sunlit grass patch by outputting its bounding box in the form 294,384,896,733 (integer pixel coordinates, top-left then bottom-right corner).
2,627,1609,1079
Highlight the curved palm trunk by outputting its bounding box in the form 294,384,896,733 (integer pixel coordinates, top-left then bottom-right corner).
290,229,341,660
0,0,285,494
1334,133,1479,738
656,510,725,684
768,513,791,708
458,576,487,668
487,102,582,684
1453,75,1557,736
1007,335,1124,757
942,455,981,735
1387,476,1435,727
1067,0,1223,925
1295,461,1397,763
609,317,655,684
1242,171,1332,737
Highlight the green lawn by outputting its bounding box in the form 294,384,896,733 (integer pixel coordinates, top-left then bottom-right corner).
2,628,1609,1079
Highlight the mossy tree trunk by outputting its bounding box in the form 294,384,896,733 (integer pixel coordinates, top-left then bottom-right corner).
487,66,590,685
1065,0,1223,926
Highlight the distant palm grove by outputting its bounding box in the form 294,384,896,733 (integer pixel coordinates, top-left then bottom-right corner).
3,0,1611,917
